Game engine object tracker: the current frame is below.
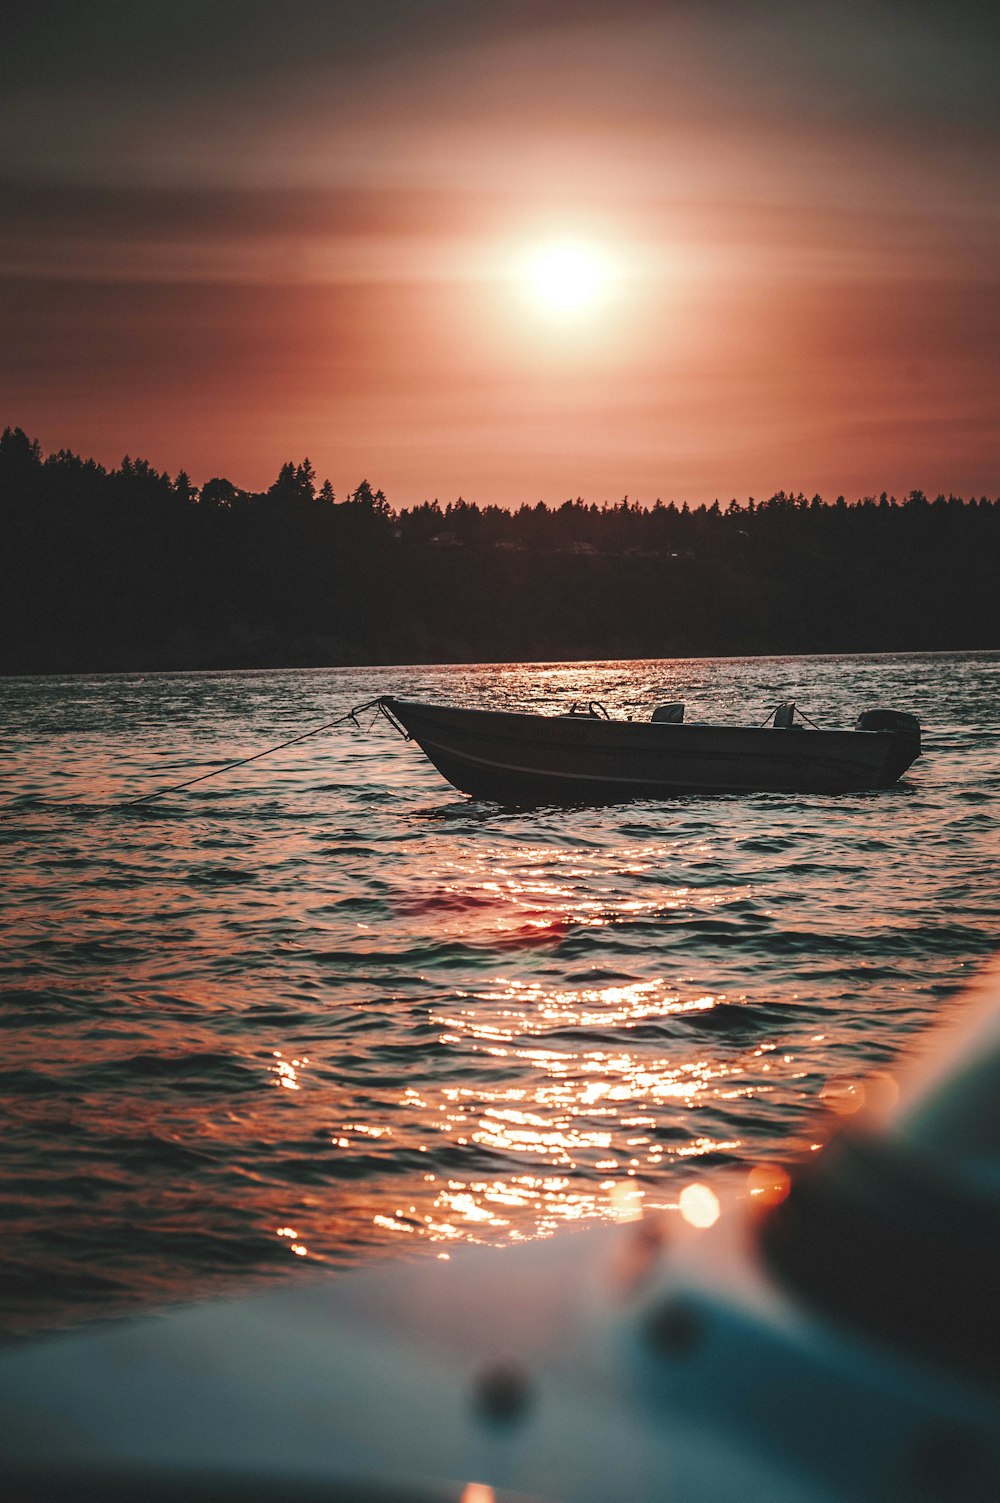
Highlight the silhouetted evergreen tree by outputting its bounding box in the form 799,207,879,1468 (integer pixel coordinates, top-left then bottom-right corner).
2,424,999,672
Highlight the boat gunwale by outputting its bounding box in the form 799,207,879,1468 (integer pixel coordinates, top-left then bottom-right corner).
383,697,907,748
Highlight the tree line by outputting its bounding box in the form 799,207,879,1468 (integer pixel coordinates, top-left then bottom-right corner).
2,424,998,672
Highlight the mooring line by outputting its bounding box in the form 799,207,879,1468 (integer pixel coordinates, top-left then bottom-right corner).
116,696,386,809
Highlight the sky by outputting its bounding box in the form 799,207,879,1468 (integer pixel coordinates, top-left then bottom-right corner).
2,0,998,505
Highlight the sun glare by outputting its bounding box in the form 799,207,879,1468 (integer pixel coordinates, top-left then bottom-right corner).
523,241,613,317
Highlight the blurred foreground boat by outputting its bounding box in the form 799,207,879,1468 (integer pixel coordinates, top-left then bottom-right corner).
380,697,921,803
1,962,997,1502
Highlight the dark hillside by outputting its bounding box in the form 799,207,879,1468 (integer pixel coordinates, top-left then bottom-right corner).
2,427,998,672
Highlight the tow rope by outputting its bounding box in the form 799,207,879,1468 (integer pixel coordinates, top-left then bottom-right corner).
117,695,394,809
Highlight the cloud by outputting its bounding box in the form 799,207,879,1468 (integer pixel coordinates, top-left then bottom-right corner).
3,3,997,186
2,2,997,501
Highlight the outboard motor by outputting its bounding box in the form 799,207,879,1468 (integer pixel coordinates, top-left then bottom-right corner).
855,708,921,740
856,708,921,779
651,702,685,724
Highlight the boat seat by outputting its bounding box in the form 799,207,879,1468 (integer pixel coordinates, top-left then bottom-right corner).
651,703,685,724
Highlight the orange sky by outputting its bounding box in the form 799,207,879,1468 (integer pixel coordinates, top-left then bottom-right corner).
2,2,998,504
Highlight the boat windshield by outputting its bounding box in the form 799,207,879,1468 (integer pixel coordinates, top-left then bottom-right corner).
760,993,1000,1387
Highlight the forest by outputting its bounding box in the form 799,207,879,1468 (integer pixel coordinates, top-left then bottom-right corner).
2,425,998,673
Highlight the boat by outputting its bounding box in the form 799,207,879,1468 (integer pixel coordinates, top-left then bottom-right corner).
378,696,921,803
1,961,997,1501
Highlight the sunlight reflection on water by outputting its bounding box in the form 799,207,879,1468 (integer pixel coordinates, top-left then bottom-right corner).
1,652,999,1332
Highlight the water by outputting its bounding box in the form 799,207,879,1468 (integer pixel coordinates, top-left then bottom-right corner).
2,653,999,1337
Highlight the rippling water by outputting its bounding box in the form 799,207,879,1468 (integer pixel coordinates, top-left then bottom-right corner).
2,653,999,1336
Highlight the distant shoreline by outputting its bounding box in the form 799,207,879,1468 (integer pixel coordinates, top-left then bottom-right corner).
4,427,999,677
5,639,999,679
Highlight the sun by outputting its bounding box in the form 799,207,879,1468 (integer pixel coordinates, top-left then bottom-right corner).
522,240,613,317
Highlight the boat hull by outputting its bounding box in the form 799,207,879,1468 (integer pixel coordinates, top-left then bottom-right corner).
383,698,920,804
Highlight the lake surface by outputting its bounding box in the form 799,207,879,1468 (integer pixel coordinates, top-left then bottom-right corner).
2,653,999,1336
